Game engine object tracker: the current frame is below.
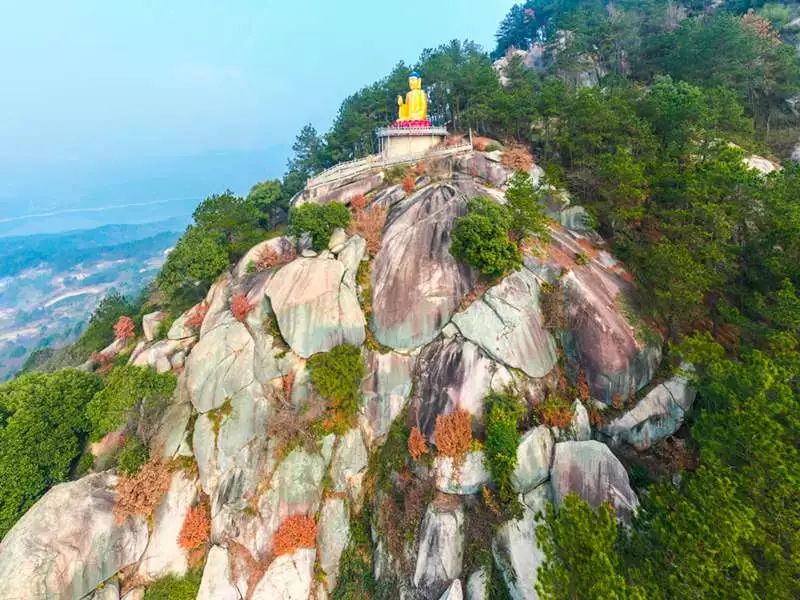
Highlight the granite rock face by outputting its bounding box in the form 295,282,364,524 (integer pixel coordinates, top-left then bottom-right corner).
266,254,365,358
0,473,148,600
550,441,639,522
600,371,696,450
360,350,416,446
414,500,465,597
413,336,512,439
251,548,316,600
452,268,557,378
372,183,477,350
511,425,554,493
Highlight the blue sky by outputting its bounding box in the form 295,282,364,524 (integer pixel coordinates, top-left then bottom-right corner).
0,1,509,171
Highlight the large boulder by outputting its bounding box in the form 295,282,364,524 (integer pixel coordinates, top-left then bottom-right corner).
456,153,512,188
316,497,350,591
250,548,316,600
131,337,195,373
452,269,557,378
465,568,488,600
142,311,165,342
600,371,696,450
413,499,465,596
511,425,554,493
265,254,365,358
434,451,492,495
440,579,464,600
330,427,368,499
550,441,638,522
197,545,243,600
360,350,416,447
137,471,197,581
372,183,477,350
235,236,296,278
413,336,512,439
184,316,264,413
492,485,550,600
0,472,148,600
532,227,661,404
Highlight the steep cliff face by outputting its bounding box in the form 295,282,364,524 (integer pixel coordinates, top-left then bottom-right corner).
0,151,694,600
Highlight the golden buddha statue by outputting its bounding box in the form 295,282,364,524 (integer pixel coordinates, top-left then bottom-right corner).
397,72,428,123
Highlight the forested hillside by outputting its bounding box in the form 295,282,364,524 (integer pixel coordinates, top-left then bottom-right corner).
0,1,798,599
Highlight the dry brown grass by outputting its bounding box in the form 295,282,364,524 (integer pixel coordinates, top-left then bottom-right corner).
536,397,574,429
407,426,429,461
113,458,172,524
540,281,568,330
348,204,388,256
500,147,534,171
434,409,472,459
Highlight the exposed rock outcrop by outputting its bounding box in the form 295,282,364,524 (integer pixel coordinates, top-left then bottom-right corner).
414,500,465,597
512,425,554,493
372,184,477,350
0,473,148,600
550,441,639,522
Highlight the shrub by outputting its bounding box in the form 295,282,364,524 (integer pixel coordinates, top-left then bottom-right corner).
113,458,172,523
485,141,503,152
230,292,255,322
450,196,522,278
385,164,409,184
272,514,317,556
536,396,574,429
350,193,367,211
407,426,429,460
402,174,416,193
178,502,211,550
331,511,378,598
116,436,149,476
484,392,525,510
0,369,102,537
288,202,351,251
434,409,472,459
505,170,548,241
256,243,295,272
185,301,209,330
86,365,176,441
143,569,202,600
113,316,135,342
500,146,533,171
156,225,230,310
348,204,388,255
307,344,365,434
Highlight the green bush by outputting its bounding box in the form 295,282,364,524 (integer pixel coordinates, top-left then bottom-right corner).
331,511,378,599
288,202,351,251
86,365,176,442
0,369,102,537
307,344,364,432
485,141,504,152
143,569,203,600
505,170,549,241
483,391,525,512
450,196,522,278
116,436,149,475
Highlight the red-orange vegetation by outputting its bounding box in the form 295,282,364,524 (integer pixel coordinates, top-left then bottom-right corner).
186,301,209,330
230,292,255,322
350,193,367,211
576,369,591,402
272,514,317,556
255,244,295,271
348,204,388,255
611,393,625,411
178,502,210,550
472,136,495,151
741,9,781,45
537,398,574,429
588,405,607,427
434,409,472,458
402,174,416,193
414,161,428,176
114,316,135,342
91,351,114,376
113,458,172,524
407,426,429,460
500,147,534,171
282,369,295,400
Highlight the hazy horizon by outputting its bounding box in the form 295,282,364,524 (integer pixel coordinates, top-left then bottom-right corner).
0,1,508,236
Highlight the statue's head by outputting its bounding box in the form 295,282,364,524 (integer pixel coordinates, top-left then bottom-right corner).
409,72,422,90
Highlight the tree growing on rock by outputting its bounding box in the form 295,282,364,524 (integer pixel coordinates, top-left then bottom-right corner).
450,196,523,278
113,316,135,342
505,170,549,242
288,202,351,251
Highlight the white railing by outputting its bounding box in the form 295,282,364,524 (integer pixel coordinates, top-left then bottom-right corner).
306,143,473,190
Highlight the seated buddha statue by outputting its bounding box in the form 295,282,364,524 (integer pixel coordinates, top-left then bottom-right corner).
397,72,428,123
